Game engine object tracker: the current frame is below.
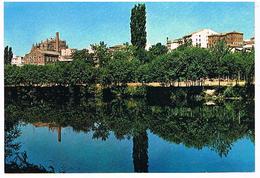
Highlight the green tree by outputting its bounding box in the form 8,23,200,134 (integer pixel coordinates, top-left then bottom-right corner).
99,58,135,87
148,43,168,58
210,40,231,87
72,49,94,65
8,47,13,64
4,46,10,65
130,4,147,49
91,41,110,67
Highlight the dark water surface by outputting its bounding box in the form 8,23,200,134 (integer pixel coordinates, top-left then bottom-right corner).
4,87,255,173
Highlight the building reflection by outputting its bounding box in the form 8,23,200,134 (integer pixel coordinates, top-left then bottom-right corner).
33,122,62,143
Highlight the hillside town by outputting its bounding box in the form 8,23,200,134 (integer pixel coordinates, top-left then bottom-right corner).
10,28,254,66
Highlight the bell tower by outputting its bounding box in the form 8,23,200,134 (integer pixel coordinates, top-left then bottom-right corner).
56,32,60,52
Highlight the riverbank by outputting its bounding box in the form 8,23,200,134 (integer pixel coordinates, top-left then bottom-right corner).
5,80,249,88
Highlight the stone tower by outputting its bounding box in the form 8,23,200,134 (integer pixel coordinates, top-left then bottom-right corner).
56,32,60,52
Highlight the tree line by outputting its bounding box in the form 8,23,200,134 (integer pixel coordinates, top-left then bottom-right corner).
4,41,255,87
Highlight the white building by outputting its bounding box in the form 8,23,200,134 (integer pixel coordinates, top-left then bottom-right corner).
243,37,255,52
61,48,76,57
59,48,76,62
183,29,219,48
167,29,219,50
11,55,24,66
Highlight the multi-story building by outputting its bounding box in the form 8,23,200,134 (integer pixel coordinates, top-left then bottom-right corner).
183,29,219,48
11,55,24,66
244,37,254,46
208,31,243,48
24,32,69,65
243,36,255,52
59,48,76,62
167,29,218,50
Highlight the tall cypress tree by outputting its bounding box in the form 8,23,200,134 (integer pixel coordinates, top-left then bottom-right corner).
130,4,147,50
8,47,13,64
4,46,9,65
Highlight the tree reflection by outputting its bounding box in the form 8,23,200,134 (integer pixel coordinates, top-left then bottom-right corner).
133,131,148,172
5,108,54,173
5,87,255,172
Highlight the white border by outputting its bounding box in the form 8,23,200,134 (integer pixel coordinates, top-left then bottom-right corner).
0,0,258,178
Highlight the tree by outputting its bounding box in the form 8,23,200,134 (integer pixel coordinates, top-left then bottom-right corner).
148,43,168,57
4,46,10,65
99,58,136,87
130,4,147,62
8,47,13,64
91,41,110,67
210,40,231,87
72,49,94,65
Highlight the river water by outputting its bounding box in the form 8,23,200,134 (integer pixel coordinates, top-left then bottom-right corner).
4,86,255,173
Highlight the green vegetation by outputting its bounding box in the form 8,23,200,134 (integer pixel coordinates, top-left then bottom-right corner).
130,3,148,63
130,4,147,50
5,60,96,87
4,46,13,65
4,42,255,89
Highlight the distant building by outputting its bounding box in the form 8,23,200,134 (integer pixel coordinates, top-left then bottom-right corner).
59,48,76,62
11,55,24,66
166,38,183,50
108,44,127,53
183,29,219,48
166,29,218,50
208,31,244,48
24,32,69,65
243,36,254,52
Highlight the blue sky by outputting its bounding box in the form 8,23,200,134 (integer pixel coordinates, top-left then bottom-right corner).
4,2,254,56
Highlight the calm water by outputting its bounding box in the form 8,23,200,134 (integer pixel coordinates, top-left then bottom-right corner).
5,87,255,173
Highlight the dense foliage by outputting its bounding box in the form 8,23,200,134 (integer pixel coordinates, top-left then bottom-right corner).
5,60,96,87
4,46,13,65
130,4,147,50
4,42,255,87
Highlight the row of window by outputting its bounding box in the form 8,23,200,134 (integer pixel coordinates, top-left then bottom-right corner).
45,56,57,63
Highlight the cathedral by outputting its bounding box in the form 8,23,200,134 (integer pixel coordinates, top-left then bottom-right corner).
24,32,68,65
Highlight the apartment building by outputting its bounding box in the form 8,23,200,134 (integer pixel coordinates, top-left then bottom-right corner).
208,31,243,48
167,29,218,50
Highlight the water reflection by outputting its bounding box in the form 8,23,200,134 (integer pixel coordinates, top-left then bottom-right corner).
133,131,148,172
4,87,254,172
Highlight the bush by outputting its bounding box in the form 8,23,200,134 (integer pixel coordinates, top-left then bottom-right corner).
223,86,242,98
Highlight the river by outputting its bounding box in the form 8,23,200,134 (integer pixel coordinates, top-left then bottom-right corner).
4,86,255,173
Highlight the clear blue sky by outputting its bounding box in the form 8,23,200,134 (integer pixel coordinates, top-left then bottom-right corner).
4,2,254,56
